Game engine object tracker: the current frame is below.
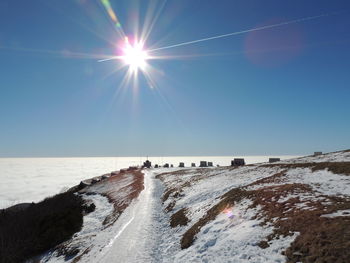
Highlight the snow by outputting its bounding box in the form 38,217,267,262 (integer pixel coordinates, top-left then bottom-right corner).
42,166,295,263
41,194,114,263
154,166,301,262
85,168,299,263
95,170,174,262
321,209,350,218
0,156,298,209
80,173,135,206
175,200,298,263
286,169,350,196
281,150,350,164
161,166,283,224
42,170,177,263
247,152,350,198
29,151,350,262
248,167,350,197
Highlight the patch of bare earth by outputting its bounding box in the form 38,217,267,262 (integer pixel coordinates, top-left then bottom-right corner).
81,168,144,227
157,167,242,213
261,162,350,176
174,165,350,262
157,171,194,213
170,208,189,228
52,168,145,262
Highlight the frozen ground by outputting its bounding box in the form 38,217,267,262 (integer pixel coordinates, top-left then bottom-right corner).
96,170,175,263
40,169,177,263
23,150,350,262
281,150,350,163
154,150,350,262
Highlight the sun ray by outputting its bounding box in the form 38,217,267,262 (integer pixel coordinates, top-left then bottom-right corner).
140,0,168,44
143,65,187,129
0,45,109,60
101,63,127,80
111,67,134,105
95,2,346,128
42,0,118,47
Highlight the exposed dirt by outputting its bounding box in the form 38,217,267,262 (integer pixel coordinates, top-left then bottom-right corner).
261,162,350,176
80,168,144,227
247,170,287,186
158,167,245,213
156,160,350,261
170,208,189,228
181,188,250,249
179,176,350,262
52,168,146,262
285,217,350,263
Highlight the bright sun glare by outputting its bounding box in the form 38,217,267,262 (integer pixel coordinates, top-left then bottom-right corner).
98,0,341,91
121,40,149,72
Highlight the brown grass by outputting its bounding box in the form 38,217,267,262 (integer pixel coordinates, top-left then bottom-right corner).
161,182,191,212
180,180,350,263
285,217,350,263
165,201,176,212
181,188,250,249
242,182,350,263
163,188,178,202
160,161,350,260
262,162,350,176
158,167,249,213
247,170,287,186
0,192,84,263
170,208,189,228
101,169,144,227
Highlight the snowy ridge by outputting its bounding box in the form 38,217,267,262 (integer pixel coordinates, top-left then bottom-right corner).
155,150,350,262
280,149,350,163
39,150,350,262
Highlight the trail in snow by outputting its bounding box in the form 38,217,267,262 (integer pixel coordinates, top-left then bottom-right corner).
105,216,135,249
97,170,175,263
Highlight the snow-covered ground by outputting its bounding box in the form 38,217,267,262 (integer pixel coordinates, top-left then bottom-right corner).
155,167,295,262
39,169,177,263
30,150,350,262
281,150,350,163
40,194,114,263
174,200,298,263
96,170,176,263
153,150,350,262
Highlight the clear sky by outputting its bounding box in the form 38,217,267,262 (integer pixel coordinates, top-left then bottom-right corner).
1,0,350,157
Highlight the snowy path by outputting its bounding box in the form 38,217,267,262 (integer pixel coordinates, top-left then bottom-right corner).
97,170,175,263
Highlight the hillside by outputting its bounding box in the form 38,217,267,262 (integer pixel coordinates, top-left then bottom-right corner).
156,150,350,262
3,150,349,262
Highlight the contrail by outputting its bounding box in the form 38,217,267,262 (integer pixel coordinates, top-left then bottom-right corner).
98,56,122,62
148,11,342,52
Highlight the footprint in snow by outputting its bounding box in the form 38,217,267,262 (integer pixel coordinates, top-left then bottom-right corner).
214,219,225,225
198,238,217,253
202,226,212,234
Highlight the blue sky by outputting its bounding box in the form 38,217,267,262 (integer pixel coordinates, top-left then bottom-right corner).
0,0,350,157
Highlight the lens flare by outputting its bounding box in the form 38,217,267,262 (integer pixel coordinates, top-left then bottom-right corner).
97,0,344,99
223,206,235,219
101,0,122,28
121,37,149,72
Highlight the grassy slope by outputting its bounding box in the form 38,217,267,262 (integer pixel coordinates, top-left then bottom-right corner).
0,192,84,263
157,151,350,263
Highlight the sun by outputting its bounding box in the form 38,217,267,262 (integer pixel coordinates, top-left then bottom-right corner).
121,39,149,72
